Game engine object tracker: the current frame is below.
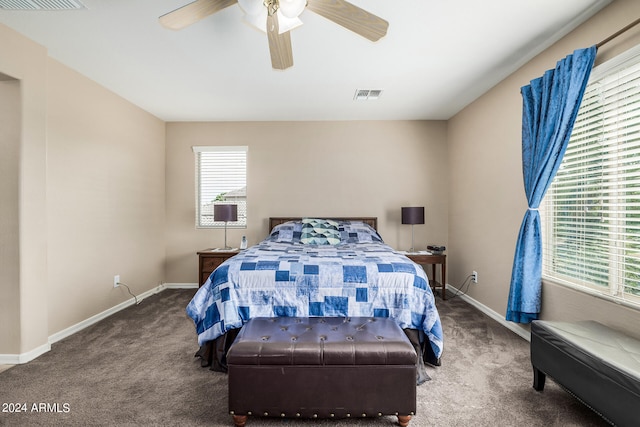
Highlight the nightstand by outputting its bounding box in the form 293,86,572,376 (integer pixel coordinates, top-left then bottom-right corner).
197,249,240,287
405,253,447,300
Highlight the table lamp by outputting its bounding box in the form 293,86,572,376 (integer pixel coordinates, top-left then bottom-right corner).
214,204,238,249
402,206,424,252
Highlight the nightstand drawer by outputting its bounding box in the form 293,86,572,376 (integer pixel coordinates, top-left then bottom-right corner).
197,249,240,287
202,257,225,272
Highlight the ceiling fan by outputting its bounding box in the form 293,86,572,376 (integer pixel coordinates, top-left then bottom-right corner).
159,0,389,70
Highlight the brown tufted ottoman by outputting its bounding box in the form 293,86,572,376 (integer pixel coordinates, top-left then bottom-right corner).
227,317,417,426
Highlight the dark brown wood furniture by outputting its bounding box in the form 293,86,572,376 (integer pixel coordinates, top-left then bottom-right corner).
404,253,446,300
197,249,240,287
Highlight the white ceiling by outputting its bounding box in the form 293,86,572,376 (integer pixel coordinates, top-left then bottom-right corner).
0,0,611,121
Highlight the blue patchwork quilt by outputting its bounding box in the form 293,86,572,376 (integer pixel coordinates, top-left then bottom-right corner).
186,221,443,360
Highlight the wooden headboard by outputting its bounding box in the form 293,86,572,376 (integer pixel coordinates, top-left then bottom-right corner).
269,217,378,233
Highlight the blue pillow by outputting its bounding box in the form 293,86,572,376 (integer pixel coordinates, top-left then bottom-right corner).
269,222,303,243
338,221,383,243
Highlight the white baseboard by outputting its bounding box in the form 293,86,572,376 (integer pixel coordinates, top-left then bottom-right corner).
0,342,51,365
0,283,197,366
446,284,531,341
48,283,174,345
163,282,198,289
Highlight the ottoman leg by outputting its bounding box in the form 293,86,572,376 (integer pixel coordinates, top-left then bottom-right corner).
398,415,412,426
232,415,247,427
533,367,546,391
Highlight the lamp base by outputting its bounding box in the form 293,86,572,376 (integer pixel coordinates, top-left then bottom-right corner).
223,222,231,250
409,224,416,253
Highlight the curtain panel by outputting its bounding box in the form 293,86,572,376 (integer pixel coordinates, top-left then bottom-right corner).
506,46,597,324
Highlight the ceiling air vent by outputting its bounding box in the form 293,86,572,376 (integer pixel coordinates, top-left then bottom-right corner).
353,89,383,101
0,0,85,10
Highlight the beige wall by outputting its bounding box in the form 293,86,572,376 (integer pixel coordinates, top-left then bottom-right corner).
0,78,21,354
447,0,640,338
0,23,48,356
165,121,448,283
46,59,166,334
0,23,166,359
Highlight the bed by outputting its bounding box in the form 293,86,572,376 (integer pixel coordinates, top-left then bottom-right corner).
186,217,444,382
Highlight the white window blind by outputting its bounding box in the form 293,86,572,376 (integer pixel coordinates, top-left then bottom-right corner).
541,45,640,308
193,146,247,228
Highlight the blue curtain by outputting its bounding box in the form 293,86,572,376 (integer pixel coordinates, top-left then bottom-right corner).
506,46,596,323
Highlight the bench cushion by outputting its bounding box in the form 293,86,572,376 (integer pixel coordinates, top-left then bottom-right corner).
228,316,417,366
531,320,640,426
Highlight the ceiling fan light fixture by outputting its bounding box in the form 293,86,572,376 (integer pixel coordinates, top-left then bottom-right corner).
160,0,388,70
240,0,305,34
279,0,306,18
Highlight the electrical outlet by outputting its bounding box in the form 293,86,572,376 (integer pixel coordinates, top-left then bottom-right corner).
472,271,478,283
114,275,120,288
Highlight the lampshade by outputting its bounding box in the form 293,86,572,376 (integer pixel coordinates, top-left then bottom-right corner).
402,207,425,225
214,204,238,222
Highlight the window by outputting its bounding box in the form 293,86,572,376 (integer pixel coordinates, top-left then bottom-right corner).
193,146,247,228
541,45,640,308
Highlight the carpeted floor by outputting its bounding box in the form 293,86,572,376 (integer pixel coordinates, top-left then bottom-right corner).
0,288,609,427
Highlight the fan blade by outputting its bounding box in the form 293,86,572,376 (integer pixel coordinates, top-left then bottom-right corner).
267,13,294,70
159,0,238,30
306,0,388,42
